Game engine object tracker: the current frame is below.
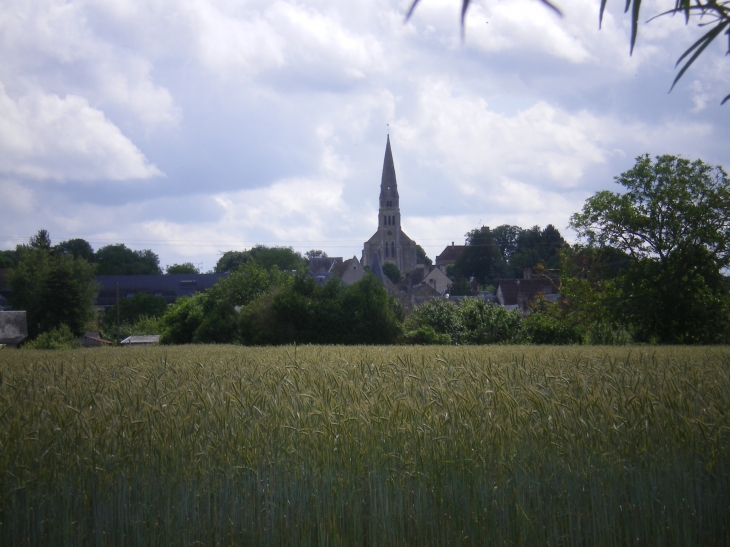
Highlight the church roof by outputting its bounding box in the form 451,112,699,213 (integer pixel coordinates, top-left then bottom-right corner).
379,135,398,200
370,252,386,283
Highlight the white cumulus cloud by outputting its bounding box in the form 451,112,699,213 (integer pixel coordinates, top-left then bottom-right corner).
0,84,162,181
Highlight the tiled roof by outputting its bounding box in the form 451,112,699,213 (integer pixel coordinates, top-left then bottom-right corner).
308,257,342,274
435,245,466,264
331,258,355,278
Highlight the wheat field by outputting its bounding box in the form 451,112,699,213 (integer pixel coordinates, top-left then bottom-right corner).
1,345,729,545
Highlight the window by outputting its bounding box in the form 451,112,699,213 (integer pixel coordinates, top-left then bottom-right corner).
391,242,395,257
385,245,389,258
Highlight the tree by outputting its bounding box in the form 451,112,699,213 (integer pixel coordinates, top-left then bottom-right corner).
160,261,291,344
509,224,566,274
55,238,95,262
570,155,730,268
101,293,167,337
406,0,730,103
9,234,98,339
569,154,730,343
416,244,432,266
29,229,52,250
306,249,328,260
491,225,523,260
215,245,307,273
382,262,403,284
452,226,508,285
95,244,162,275
166,262,200,274
0,249,18,269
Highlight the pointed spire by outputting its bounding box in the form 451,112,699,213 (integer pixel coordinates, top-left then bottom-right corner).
371,252,386,284
380,135,398,199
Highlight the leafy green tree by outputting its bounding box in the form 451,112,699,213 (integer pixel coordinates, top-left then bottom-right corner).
305,249,328,260
617,244,730,344
569,155,730,343
509,224,566,275
571,155,730,267
55,239,95,262
215,245,307,273
452,226,508,285
239,273,402,345
406,0,730,103
491,225,523,260
24,324,79,350
556,246,631,344
9,235,98,339
416,244,432,266
160,261,291,344
95,244,162,275
166,262,200,274
340,273,403,344
447,276,473,296
405,299,464,343
0,250,18,269
523,295,583,345
29,229,52,250
459,298,524,344
159,293,206,345
101,293,167,337
382,262,403,284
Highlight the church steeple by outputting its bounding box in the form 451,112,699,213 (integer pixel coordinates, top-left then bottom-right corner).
362,135,418,276
379,135,399,208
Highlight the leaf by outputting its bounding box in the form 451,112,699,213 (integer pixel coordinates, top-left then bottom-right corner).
404,0,422,22
671,20,730,91
599,0,609,28
629,0,643,54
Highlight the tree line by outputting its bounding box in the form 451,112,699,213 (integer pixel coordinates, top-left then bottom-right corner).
4,154,729,347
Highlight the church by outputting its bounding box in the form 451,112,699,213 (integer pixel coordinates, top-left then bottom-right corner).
362,136,419,274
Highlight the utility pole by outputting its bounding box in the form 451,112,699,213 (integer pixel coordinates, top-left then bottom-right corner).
116,282,120,345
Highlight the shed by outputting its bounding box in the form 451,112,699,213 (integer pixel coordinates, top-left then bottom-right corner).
0,311,28,348
120,335,160,346
79,331,113,347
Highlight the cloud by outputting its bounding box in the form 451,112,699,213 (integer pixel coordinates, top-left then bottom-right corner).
0,83,163,181
394,80,607,188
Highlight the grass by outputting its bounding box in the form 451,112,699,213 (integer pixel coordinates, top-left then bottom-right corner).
1,345,729,545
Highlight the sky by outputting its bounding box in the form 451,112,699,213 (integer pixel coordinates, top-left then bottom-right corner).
1,0,729,272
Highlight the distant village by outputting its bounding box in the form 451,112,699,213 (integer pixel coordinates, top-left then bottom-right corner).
0,137,564,347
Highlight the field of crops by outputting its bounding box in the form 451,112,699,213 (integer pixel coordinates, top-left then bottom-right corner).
1,345,729,546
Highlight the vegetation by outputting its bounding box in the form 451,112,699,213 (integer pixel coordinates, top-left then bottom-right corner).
166,262,200,274
450,224,566,287
405,298,525,344
100,293,168,339
406,0,730,103
1,345,728,545
22,324,79,349
416,244,432,266
381,262,403,284
215,245,307,273
569,155,730,344
94,244,162,275
9,231,98,339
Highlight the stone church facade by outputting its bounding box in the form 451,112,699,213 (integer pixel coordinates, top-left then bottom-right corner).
362,136,419,274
